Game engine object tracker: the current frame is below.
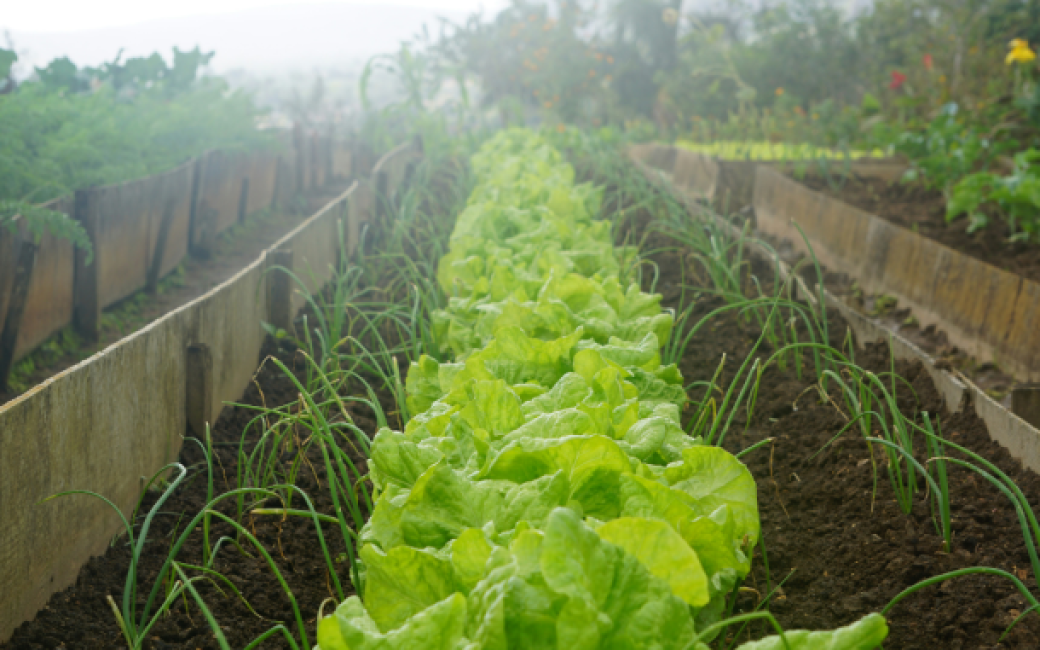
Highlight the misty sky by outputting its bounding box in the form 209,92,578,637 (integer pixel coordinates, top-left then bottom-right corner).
4,1,509,72
5,0,501,32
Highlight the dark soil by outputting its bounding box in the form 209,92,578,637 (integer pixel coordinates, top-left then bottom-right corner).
1,335,389,650
761,231,1019,405
798,174,1040,286
631,201,1040,648
0,183,351,408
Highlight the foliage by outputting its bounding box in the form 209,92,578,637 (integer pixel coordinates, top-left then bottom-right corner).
886,103,1014,191
0,200,92,260
32,46,215,96
0,48,270,254
730,0,861,109
948,148,1040,239
0,80,270,205
431,0,616,125
694,612,888,649
356,42,487,159
0,47,16,93
392,0,1040,158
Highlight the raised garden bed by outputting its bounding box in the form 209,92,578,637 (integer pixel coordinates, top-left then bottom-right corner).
0,181,353,408
796,174,1040,286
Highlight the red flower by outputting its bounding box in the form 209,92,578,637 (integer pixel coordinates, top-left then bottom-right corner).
889,70,907,90
923,54,933,70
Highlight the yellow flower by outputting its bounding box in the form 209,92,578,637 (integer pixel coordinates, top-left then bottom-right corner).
938,74,947,84
775,87,784,96
1007,39,1037,65
812,113,819,120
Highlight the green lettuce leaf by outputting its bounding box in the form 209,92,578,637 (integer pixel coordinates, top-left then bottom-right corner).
731,613,889,650
317,593,468,650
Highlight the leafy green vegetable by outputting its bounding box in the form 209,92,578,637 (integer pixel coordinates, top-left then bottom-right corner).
317,593,468,650
318,128,885,649
729,612,889,650
947,149,1040,241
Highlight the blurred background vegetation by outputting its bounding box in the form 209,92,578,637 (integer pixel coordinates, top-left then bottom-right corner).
4,0,1040,236
0,46,272,207
344,0,1039,150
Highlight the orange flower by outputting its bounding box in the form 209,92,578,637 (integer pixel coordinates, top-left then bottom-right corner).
556,123,566,133
775,87,784,96
589,70,596,77
544,100,553,108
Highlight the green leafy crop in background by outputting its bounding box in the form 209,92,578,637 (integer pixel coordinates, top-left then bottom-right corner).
948,148,1040,241
0,48,272,254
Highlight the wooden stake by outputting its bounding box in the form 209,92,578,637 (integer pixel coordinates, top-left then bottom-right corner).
0,237,37,392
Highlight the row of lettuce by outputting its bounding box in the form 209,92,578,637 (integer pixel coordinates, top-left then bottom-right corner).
316,129,888,649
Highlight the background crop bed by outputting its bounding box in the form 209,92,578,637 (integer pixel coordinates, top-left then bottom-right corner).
795,173,1040,285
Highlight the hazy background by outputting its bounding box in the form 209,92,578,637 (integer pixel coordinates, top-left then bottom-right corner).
3,1,509,124
3,2,503,72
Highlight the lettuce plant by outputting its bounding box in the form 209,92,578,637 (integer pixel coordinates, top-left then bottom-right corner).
316,129,887,649
947,148,1040,240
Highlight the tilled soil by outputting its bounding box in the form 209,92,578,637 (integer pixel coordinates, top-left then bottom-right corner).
7,169,1040,649
797,174,1040,285
2,337,386,650
763,233,1019,405
640,211,1040,648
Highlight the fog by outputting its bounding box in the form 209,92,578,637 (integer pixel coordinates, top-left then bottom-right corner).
4,2,502,74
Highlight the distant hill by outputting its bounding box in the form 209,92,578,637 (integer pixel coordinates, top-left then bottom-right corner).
7,2,480,74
